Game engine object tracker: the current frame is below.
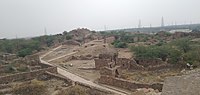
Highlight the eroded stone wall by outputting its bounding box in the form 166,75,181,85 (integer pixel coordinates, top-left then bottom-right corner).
94,59,111,70
99,75,163,92
116,58,131,69
0,67,57,84
135,58,164,67
100,66,121,77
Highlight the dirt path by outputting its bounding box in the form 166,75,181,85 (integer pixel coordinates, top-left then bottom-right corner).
40,45,129,95
47,51,77,62
40,45,63,58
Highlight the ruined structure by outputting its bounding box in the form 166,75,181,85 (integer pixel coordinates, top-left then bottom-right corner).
95,53,163,92
0,53,17,62
0,54,58,83
94,53,169,71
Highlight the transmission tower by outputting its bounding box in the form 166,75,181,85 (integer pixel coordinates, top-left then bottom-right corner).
161,17,164,27
44,27,47,36
138,19,141,28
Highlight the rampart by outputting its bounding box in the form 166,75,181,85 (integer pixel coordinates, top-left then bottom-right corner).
0,66,57,84
99,75,163,92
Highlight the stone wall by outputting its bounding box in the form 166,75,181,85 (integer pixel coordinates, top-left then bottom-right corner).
105,36,115,44
24,54,41,66
99,75,163,92
99,54,113,60
147,64,173,71
0,53,17,61
44,71,73,85
75,82,113,94
100,66,121,77
0,66,57,84
135,58,164,67
94,59,111,69
116,58,138,70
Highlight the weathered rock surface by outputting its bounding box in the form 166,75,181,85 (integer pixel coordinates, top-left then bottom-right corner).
161,72,200,95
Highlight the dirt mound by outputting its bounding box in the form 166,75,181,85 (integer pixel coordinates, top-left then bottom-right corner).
68,28,93,40
76,44,117,57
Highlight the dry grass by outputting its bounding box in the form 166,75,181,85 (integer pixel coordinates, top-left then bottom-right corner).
120,69,181,83
12,79,47,95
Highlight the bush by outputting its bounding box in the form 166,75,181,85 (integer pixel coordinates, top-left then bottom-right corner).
17,48,33,57
131,45,182,63
66,35,73,40
183,50,200,66
112,40,128,48
172,38,191,53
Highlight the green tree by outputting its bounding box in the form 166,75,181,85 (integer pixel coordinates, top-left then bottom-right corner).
17,48,32,57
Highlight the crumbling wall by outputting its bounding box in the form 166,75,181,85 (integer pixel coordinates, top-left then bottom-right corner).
94,59,111,69
99,75,163,92
75,82,113,94
116,58,134,69
147,63,173,71
44,72,73,85
0,67,57,84
99,54,113,60
105,36,115,44
24,54,40,66
135,58,164,67
0,53,17,61
100,66,121,77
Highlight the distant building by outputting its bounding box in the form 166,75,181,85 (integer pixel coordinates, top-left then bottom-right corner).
169,29,192,34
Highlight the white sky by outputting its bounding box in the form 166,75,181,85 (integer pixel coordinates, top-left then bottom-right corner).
0,0,200,38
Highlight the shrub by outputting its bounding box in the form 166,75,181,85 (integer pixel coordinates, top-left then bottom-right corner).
17,48,33,57
112,40,128,48
130,45,182,63
183,50,200,66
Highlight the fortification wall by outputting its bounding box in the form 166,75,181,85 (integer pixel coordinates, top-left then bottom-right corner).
0,67,57,84
99,75,163,92
75,81,112,94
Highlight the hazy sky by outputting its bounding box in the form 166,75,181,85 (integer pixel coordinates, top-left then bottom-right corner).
0,0,200,38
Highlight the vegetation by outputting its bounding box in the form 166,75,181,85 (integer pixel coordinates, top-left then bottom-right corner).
112,40,128,48
131,45,182,63
102,31,152,48
12,80,47,95
131,38,200,66
0,34,64,57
